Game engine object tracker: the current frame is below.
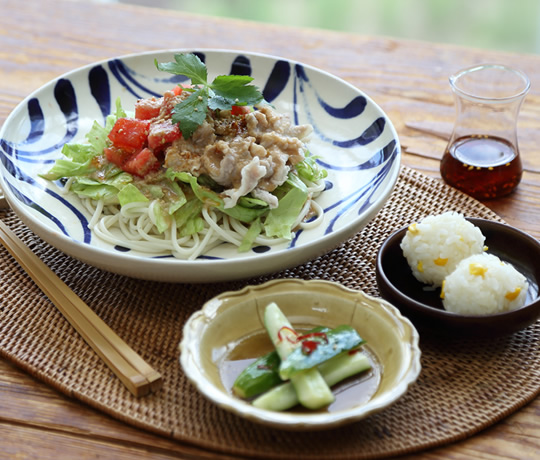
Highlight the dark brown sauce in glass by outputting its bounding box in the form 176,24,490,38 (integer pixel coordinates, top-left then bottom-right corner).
440,135,522,199
219,329,380,413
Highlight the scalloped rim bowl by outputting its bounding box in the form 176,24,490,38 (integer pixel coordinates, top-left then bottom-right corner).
376,217,540,336
179,279,421,430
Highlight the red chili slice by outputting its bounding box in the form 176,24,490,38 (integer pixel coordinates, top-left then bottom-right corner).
301,340,320,355
277,326,298,344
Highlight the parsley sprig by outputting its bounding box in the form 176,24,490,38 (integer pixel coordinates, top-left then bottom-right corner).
155,53,264,138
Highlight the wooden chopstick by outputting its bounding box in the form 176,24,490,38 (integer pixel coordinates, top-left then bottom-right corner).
0,220,162,397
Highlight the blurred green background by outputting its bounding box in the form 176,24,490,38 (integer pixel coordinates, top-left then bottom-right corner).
105,0,540,54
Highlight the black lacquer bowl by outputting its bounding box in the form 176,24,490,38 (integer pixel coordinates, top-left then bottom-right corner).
376,218,540,336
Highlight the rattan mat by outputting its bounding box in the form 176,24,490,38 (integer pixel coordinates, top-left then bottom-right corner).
1,166,539,459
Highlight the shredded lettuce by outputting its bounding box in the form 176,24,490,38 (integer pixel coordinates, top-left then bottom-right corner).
41,95,325,250
166,169,222,207
264,173,308,239
296,154,328,182
70,181,120,203
118,183,149,206
166,169,269,224
86,120,111,154
238,217,263,252
113,97,127,119
41,98,133,203
39,157,95,181
173,198,205,237
152,201,170,233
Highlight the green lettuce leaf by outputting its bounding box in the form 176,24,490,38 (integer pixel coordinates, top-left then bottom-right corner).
152,201,170,234
85,120,111,155
264,173,308,239
39,158,95,181
166,169,223,207
238,217,263,252
295,154,328,182
117,183,149,206
166,169,269,223
70,181,119,204
221,202,268,223
173,198,205,237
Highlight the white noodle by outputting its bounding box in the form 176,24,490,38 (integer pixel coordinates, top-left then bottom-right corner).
299,200,324,230
75,177,325,259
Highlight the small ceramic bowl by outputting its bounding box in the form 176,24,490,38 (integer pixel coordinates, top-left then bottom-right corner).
179,279,421,430
376,217,540,336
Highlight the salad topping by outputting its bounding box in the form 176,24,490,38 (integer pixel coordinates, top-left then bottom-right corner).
41,54,327,256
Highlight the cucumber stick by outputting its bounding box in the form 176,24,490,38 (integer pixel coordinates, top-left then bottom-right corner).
232,327,330,399
253,349,371,411
279,325,365,380
232,351,281,399
263,302,334,409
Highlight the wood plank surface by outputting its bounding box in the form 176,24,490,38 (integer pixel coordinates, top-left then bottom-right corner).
0,0,539,458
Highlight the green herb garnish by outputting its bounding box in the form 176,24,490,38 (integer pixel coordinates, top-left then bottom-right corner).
155,53,264,138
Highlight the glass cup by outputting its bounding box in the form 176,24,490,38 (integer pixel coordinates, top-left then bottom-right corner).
440,64,530,199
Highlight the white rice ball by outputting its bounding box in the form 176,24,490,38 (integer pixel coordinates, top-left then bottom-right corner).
400,212,485,287
442,253,528,315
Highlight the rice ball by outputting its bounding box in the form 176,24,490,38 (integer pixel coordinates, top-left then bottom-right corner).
400,212,485,287
442,253,528,315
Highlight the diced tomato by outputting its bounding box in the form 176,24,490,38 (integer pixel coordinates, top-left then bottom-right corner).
147,120,181,152
231,105,251,116
104,146,132,168
123,148,159,177
172,85,183,96
135,97,162,120
161,89,183,117
108,118,150,153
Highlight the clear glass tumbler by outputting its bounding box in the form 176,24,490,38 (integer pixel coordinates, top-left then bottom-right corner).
440,64,530,199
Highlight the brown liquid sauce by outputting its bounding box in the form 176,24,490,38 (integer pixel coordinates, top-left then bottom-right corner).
219,329,381,413
440,135,522,199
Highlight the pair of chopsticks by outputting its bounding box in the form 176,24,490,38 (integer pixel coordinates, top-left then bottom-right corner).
0,219,162,397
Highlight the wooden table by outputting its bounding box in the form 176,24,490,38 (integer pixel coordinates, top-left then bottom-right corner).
1,0,538,458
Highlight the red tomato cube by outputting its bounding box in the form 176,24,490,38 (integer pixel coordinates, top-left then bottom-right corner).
123,148,159,177
147,120,181,152
135,97,162,120
231,105,251,116
104,146,131,168
108,118,150,153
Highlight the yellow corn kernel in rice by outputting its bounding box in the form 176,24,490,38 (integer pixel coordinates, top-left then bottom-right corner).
505,287,521,301
469,263,488,278
443,253,528,315
400,211,485,287
408,223,419,234
434,257,448,266
417,261,424,273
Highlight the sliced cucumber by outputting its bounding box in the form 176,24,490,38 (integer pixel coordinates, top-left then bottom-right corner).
232,351,281,399
253,348,371,411
263,302,334,409
279,325,365,380
232,327,330,399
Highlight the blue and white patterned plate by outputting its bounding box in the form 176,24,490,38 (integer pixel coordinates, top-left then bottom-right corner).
0,50,400,282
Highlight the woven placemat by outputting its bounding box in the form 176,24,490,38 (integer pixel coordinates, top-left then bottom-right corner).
1,165,539,459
